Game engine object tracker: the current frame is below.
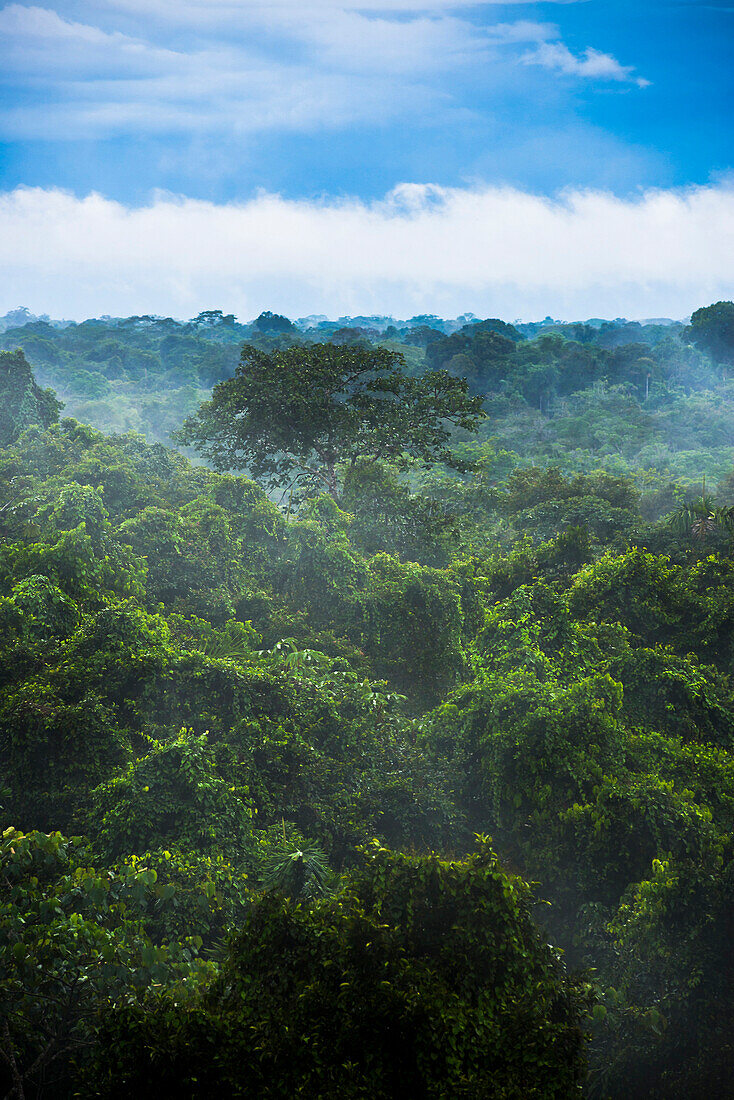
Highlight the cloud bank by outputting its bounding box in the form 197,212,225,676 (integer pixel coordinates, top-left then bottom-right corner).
2,182,732,321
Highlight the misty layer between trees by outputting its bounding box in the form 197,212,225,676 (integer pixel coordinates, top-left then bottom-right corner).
1,301,733,1099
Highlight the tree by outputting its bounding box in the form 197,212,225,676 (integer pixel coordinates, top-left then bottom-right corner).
0,828,207,1099
94,840,588,1098
669,484,734,544
0,351,62,447
175,343,484,498
686,301,734,368
191,310,235,327
426,325,518,394
85,728,253,862
252,311,295,334
341,458,457,565
256,824,331,898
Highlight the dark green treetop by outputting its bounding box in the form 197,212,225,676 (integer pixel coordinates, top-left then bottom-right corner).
686,301,734,366
176,342,484,498
94,839,589,1099
0,349,62,446
253,310,295,333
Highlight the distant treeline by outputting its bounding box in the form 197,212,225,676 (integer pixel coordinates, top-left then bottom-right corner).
2,303,731,490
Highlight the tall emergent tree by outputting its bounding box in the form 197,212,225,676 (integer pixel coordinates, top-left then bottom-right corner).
176,343,484,498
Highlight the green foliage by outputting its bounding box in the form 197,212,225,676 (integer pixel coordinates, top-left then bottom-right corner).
117,500,249,621
85,729,254,861
568,549,686,645
359,553,465,702
686,300,734,366
176,341,483,497
426,321,668,408
495,466,640,543
0,350,62,446
668,481,734,544
256,824,332,898
341,458,457,565
0,315,247,443
5,320,734,1097
94,840,588,1099
610,645,734,748
0,827,209,1098
599,845,734,1097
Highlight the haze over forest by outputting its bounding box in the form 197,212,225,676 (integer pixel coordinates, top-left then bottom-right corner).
2,292,734,1095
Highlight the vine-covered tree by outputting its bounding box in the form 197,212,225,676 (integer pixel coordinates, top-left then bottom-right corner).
0,350,62,446
176,343,484,498
94,841,589,1099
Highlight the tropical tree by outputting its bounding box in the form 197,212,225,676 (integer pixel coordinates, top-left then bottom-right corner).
686,301,734,368
93,840,589,1099
0,828,208,1099
668,478,734,543
0,351,62,446
256,822,331,898
175,343,483,498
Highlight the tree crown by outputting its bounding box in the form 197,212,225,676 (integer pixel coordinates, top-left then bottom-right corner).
176,342,484,497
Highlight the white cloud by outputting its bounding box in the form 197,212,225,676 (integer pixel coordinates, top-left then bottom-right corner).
523,42,650,87
250,9,555,78
275,12,484,76
488,21,557,44
2,182,731,321
0,2,437,137
0,2,648,142
94,0,577,20
0,3,109,40
0,68,430,140
0,4,191,81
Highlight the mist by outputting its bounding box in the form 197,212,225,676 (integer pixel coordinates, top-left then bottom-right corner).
3,180,734,322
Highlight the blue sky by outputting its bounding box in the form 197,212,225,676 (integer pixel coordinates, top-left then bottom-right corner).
1,0,733,319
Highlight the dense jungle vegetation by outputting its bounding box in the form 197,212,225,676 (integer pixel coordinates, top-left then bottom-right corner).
1,300,733,1098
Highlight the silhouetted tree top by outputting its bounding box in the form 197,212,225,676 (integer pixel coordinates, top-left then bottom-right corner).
687,301,734,366
253,310,295,333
